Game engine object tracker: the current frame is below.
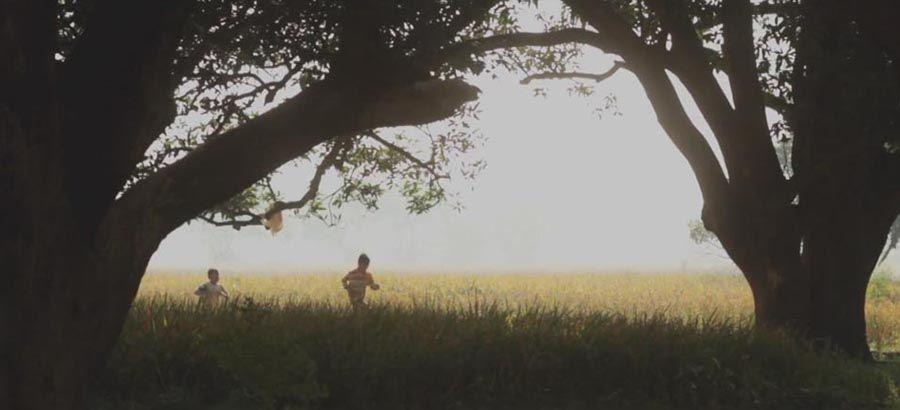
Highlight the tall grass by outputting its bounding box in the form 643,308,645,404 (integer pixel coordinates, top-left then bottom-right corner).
91,272,900,409
137,271,900,350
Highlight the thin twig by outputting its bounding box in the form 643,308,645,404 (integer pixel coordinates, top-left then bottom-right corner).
520,61,625,85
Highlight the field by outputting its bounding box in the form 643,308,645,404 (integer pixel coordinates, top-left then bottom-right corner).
135,270,900,351
92,271,900,409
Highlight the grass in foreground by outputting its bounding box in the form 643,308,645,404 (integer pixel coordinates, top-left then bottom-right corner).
93,296,900,409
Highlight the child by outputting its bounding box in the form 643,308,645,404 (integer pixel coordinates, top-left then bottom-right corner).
195,268,229,306
341,253,380,309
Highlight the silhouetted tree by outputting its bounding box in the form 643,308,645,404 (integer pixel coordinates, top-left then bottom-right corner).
461,0,900,358
0,1,496,408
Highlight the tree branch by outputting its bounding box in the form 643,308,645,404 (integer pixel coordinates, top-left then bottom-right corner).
764,92,791,116
721,0,770,135
520,61,625,84
556,0,765,257
364,131,449,179
198,214,260,229
560,0,730,208
720,0,793,200
697,2,801,31
266,138,347,217
105,76,480,242
441,28,619,63
632,63,732,208
645,0,788,200
442,0,763,212
563,0,654,57
202,138,347,229
754,2,801,16
646,0,752,185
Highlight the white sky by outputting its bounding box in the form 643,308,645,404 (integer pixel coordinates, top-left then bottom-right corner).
147,3,899,275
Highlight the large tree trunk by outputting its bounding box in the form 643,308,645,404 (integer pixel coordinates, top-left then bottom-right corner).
0,2,103,404
743,251,872,359
1,234,151,409
0,130,150,409
733,248,876,359
745,263,811,335
4,255,106,410
802,196,894,359
809,267,871,359
0,134,95,408
720,201,893,360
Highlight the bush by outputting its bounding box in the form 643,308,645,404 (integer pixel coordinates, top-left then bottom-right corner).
91,297,900,409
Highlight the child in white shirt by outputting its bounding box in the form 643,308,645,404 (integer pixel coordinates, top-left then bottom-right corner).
195,268,229,305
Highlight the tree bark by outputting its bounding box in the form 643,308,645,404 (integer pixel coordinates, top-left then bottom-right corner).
802,200,894,359
810,267,872,359
0,213,153,409
0,246,145,410
744,261,811,335
718,209,889,360
0,85,153,408
785,0,899,359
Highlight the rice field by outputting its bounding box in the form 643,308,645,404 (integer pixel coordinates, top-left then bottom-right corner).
137,270,900,351
92,270,900,409
140,271,752,312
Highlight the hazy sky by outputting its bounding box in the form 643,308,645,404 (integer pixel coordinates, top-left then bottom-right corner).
148,6,899,274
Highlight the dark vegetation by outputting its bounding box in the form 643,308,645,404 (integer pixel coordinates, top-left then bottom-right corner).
91,299,900,410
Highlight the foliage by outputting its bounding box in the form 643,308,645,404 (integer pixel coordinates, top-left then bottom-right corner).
95,297,326,410
161,0,500,228
688,219,723,252
311,103,487,224
869,268,895,302
93,273,900,409
57,0,506,230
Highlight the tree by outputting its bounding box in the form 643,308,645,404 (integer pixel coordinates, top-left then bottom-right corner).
0,1,497,408
460,0,900,358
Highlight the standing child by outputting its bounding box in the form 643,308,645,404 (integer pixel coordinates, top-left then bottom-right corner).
195,268,229,306
342,254,380,309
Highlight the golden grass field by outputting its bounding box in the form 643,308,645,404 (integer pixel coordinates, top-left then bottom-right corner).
96,270,900,408
139,270,900,352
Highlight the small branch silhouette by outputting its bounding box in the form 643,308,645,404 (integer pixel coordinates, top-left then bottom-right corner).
520,61,625,85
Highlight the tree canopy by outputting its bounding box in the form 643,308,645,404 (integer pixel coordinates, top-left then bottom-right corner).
52,0,511,231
